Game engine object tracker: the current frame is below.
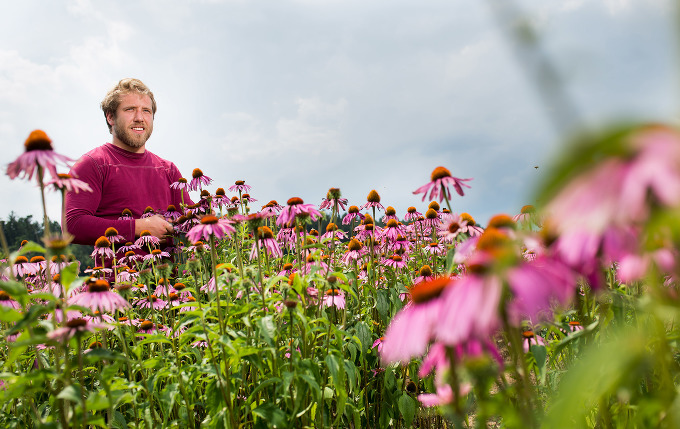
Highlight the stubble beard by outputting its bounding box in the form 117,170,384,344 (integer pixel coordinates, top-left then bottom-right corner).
113,117,153,149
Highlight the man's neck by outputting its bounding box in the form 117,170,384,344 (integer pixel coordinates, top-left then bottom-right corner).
111,138,146,154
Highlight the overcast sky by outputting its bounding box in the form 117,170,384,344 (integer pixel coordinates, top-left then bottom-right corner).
1,0,676,228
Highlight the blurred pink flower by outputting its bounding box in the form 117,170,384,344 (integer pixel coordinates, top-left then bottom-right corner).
381,277,453,365
7,130,73,183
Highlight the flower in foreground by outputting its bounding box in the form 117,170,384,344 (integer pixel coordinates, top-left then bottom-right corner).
381,277,453,365
7,130,73,182
413,166,472,203
69,279,131,313
186,214,236,243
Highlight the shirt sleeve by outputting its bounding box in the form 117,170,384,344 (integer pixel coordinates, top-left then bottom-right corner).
64,155,136,245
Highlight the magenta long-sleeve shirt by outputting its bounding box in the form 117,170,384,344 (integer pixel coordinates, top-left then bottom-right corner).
65,143,190,245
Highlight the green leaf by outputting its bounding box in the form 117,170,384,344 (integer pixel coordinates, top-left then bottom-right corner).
354,322,371,355
325,353,345,391
246,377,282,406
160,382,179,415
257,315,276,346
376,289,390,323
0,280,28,298
252,403,287,427
398,393,416,427
86,390,111,411
530,344,547,383
11,241,46,257
0,305,22,323
59,262,80,291
57,385,82,403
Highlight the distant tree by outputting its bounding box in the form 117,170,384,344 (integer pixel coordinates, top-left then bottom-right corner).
1,211,93,268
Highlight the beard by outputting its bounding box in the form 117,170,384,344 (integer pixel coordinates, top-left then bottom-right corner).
112,117,153,149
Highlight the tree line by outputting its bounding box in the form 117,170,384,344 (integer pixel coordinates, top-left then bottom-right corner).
1,211,93,268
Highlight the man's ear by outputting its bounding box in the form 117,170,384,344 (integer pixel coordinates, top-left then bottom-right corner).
106,112,115,127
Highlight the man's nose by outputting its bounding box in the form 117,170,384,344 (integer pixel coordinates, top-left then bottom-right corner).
134,109,144,121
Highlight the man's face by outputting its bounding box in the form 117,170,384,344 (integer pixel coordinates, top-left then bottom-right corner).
107,92,154,150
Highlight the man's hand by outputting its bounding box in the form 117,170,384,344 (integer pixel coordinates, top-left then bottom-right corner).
134,214,174,240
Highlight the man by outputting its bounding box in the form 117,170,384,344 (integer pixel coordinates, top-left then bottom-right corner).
65,78,190,246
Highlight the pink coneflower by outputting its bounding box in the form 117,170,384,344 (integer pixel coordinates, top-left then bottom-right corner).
423,241,446,256
134,230,161,248
342,205,365,225
381,219,406,242
135,294,167,310
179,296,199,312
0,291,20,310
320,188,348,211
239,193,257,205
413,166,472,203
434,274,502,347
164,204,183,222
91,236,115,266
261,200,283,217
45,173,93,193
460,213,484,237
372,337,384,353
321,223,347,242
7,130,73,182
521,330,547,353
276,197,322,227
300,253,329,275
228,180,252,193
278,263,296,277
47,318,107,342
28,255,47,274
137,319,157,335
354,222,379,242
143,248,171,263
101,227,124,245
200,276,217,293
389,235,412,254
188,168,212,191
506,256,576,323
418,383,472,408
381,277,453,364
404,206,423,222
120,250,143,266
12,255,35,277
340,239,367,265
170,177,190,192
119,208,134,220
69,279,131,313
140,206,157,219
438,214,469,243
384,254,408,269
322,288,346,309
186,214,236,243
360,190,385,212
250,226,283,260
118,241,141,254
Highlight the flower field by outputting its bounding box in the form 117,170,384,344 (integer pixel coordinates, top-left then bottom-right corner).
4,124,680,428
